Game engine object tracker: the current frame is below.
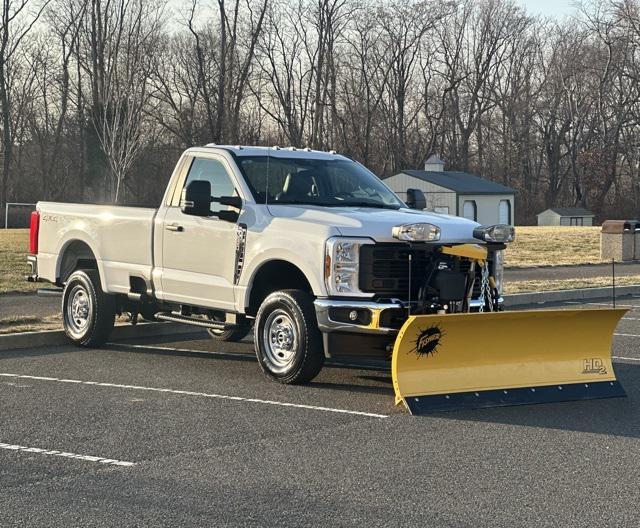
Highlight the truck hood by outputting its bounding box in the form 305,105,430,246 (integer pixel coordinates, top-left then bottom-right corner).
266,205,480,243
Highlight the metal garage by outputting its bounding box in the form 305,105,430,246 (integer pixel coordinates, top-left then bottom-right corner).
383,156,516,225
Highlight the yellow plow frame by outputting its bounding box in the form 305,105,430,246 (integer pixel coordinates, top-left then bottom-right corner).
391,308,627,414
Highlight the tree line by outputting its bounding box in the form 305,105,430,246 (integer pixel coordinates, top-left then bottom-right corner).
2,0,640,224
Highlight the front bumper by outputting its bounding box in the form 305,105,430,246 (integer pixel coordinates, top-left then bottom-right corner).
314,297,503,335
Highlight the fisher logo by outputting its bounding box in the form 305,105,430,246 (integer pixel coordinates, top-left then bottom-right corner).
582,358,607,375
411,325,444,358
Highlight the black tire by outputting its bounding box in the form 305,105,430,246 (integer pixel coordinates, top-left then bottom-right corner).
62,269,115,347
254,289,324,384
206,313,252,342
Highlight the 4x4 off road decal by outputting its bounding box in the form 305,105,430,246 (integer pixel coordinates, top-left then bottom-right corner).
411,325,444,358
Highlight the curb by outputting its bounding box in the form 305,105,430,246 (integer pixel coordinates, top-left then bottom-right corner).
504,284,640,307
0,322,200,352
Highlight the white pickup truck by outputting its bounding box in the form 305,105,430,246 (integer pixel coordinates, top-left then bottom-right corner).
27,145,513,384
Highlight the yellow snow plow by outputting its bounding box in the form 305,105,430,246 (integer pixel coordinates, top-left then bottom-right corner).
391,308,626,414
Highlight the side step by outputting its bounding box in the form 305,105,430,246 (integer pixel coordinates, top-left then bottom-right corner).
155,312,236,331
37,288,63,297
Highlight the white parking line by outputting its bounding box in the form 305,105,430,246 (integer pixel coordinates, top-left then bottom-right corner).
114,342,256,359
0,373,388,419
613,356,640,362
114,343,391,372
585,303,639,308
0,442,135,466
614,333,640,338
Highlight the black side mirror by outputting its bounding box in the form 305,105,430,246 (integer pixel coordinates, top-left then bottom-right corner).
406,188,426,210
181,180,242,223
181,180,212,216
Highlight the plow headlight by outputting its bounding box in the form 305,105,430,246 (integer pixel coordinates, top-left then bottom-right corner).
324,237,374,296
392,223,440,242
473,224,516,243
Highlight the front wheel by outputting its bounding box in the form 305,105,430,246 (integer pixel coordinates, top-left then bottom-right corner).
254,290,324,384
62,269,115,347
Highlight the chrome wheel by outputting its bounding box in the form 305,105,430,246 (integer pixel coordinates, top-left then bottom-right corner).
64,285,92,338
262,309,298,374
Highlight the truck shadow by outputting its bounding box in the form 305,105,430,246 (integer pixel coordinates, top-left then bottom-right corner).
429,362,640,439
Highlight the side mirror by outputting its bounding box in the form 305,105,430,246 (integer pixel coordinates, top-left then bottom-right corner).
406,188,426,210
181,180,212,216
181,180,242,223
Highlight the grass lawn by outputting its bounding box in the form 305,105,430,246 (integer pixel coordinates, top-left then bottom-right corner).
503,275,640,294
0,229,38,294
505,226,604,268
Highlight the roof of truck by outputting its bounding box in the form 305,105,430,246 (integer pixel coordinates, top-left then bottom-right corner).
195,145,346,160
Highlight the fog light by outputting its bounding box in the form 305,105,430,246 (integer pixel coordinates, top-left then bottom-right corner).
349,310,358,321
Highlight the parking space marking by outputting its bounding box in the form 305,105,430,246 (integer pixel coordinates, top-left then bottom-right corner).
614,333,640,337
0,442,135,466
114,343,391,372
113,342,256,360
0,373,388,419
613,356,640,362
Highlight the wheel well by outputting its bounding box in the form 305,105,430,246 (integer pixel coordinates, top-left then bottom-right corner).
58,240,98,285
247,260,313,316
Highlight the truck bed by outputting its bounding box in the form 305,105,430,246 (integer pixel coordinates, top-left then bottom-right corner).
36,202,157,294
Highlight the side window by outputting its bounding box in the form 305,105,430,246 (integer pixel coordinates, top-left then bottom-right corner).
463,200,477,221
183,157,236,213
499,199,511,225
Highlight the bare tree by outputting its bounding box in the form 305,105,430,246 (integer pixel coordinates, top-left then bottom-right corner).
0,0,50,215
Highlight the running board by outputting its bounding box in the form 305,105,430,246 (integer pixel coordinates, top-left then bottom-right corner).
37,288,63,297
155,312,236,330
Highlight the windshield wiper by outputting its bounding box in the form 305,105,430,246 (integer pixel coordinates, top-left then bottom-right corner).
335,201,401,210
270,200,336,207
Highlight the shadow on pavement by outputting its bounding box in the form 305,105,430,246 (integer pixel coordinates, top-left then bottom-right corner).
433,362,640,439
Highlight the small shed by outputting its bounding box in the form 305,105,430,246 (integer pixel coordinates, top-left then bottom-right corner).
536,208,595,226
383,156,516,225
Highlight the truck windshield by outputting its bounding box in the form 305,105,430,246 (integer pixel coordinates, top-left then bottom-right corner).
236,156,405,210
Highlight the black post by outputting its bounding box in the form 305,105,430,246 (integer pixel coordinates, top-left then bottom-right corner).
612,258,616,309
408,253,412,317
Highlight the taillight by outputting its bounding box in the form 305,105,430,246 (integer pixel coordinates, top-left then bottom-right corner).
29,211,40,254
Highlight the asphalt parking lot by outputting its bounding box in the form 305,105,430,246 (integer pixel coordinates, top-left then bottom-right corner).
2,298,640,526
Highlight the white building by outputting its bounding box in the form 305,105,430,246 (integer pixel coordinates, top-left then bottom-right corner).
536,207,595,226
383,156,516,225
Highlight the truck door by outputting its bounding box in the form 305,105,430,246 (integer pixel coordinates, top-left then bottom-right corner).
160,154,239,311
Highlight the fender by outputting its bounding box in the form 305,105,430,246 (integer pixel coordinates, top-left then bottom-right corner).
238,248,326,313
54,232,108,292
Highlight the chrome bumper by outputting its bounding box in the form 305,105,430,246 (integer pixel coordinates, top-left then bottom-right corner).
314,297,503,335
314,298,403,335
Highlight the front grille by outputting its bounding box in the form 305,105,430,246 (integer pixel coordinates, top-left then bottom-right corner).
359,243,490,299
359,244,435,297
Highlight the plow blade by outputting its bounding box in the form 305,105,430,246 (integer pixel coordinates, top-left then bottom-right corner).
391,309,627,414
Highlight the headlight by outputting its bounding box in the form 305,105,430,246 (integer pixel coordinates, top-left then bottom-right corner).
324,237,374,296
392,223,440,242
473,224,515,243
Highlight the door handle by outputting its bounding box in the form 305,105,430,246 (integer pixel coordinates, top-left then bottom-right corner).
165,223,184,232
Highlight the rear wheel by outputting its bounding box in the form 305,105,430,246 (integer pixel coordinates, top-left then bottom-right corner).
254,289,324,384
62,269,115,347
207,313,252,342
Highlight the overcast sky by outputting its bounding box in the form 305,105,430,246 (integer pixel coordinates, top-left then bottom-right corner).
165,0,580,25
516,0,578,18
